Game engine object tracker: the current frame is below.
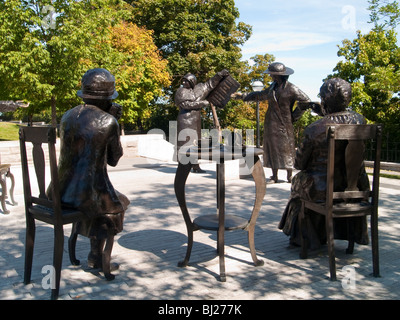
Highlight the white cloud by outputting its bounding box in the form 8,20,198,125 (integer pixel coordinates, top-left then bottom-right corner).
235,0,377,100
237,0,372,59
243,31,336,55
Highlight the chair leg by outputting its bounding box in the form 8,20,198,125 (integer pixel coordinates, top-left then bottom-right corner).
51,225,64,300
299,203,308,259
68,223,80,266
217,226,226,282
346,240,355,254
24,217,36,285
102,232,115,281
216,230,220,254
346,218,355,254
371,209,380,277
247,226,264,266
326,213,337,281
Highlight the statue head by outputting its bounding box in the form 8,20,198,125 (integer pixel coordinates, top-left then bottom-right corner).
77,68,118,101
320,78,352,115
182,73,197,89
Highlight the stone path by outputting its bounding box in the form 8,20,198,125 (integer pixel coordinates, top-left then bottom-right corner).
0,156,399,303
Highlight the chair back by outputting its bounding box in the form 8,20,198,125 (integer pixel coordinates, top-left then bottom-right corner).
326,124,382,208
19,126,62,224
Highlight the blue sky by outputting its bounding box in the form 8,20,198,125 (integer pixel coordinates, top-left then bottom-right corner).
235,0,375,100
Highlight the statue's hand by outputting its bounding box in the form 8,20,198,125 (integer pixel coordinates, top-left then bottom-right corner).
200,100,210,108
231,92,243,100
310,102,323,116
218,69,230,77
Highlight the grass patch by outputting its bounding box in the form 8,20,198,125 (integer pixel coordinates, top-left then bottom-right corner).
367,171,400,180
380,173,400,180
0,122,20,141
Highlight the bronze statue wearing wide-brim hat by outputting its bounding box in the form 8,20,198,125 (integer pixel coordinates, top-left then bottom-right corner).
264,62,294,76
77,68,119,100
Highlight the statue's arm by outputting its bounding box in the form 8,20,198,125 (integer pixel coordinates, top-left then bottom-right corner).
178,100,209,110
231,85,271,102
107,120,124,167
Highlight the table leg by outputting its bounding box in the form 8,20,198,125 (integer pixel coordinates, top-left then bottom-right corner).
0,175,9,214
217,160,226,282
247,156,266,266
6,169,17,205
174,162,194,267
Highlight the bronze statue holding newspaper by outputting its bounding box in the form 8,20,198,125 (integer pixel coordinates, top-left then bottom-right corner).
175,70,239,172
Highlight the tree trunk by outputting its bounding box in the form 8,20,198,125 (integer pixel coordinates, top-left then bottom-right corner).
51,95,57,128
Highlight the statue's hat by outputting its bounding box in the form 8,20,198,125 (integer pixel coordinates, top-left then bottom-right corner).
77,68,118,100
264,62,294,76
182,73,197,89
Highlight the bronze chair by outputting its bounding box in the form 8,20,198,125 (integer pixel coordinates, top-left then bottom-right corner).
19,126,87,299
299,124,382,280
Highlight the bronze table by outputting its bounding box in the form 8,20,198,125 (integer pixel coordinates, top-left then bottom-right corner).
0,164,17,214
174,145,266,281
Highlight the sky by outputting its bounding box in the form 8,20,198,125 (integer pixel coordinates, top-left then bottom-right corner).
235,0,375,101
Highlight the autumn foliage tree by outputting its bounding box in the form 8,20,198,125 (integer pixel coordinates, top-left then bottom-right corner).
127,0,253,133
0,0,170,130
0,0,129,126
128,0,252,88
105,22,171,132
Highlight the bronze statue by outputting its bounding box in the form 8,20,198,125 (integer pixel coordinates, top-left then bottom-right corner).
56,68,129,280
233,62,311,183
279,78,370,250
175,70,230,172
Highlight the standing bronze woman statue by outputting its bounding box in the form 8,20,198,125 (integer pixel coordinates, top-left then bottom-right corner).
232,62,311,183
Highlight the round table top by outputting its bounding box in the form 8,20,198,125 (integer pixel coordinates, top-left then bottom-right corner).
193,214,249,231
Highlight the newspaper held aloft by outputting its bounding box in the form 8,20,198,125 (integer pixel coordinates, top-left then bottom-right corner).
206,75,240,108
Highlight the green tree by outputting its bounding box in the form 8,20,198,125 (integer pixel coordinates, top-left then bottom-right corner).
330,2,400,141
128,0,252,88
368,0,400,30
102,22,171,132
246,53,275,89
0,0,131,126
127,0,252,132
0,0,170,130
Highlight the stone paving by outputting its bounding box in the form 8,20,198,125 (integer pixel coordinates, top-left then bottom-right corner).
0,155,399,301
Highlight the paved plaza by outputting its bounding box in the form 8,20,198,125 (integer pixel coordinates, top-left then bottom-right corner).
0,154,399,302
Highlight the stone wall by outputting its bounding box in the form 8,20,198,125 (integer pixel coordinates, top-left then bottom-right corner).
0,134,175,166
